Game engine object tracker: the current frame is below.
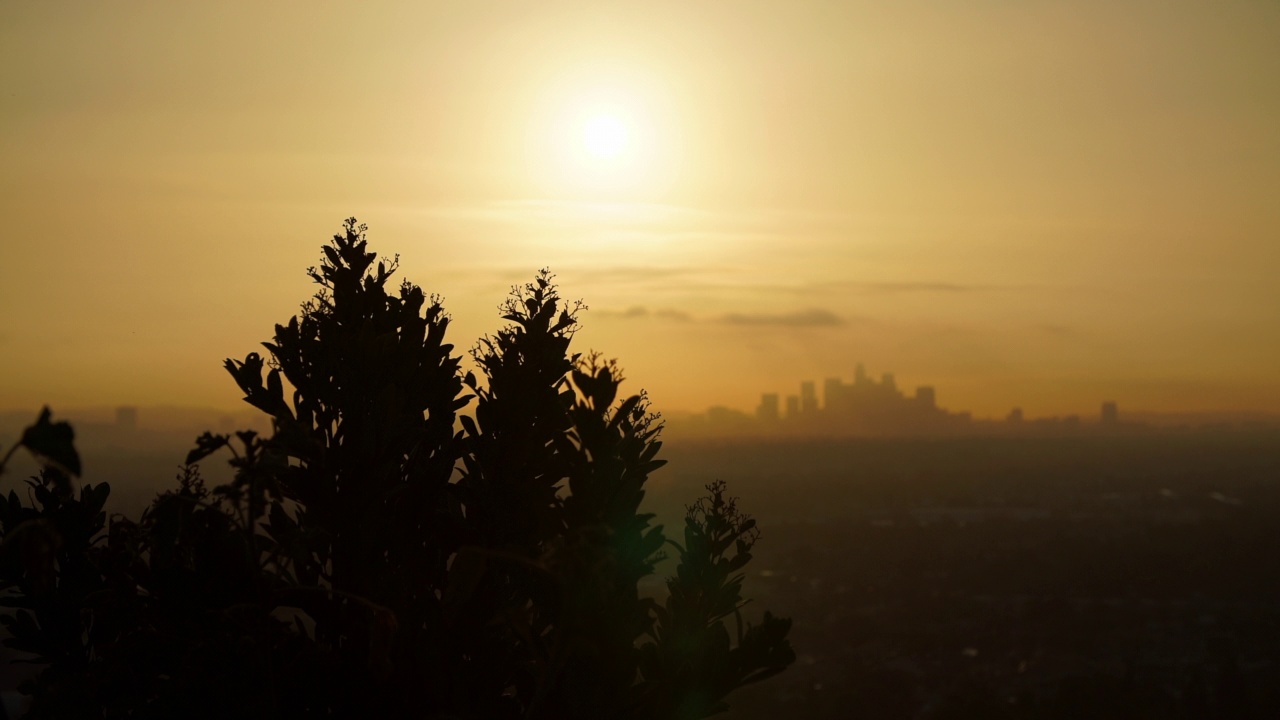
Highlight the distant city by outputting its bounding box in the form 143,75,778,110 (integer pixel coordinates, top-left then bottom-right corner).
3,368,1278,451
668,363,1278,438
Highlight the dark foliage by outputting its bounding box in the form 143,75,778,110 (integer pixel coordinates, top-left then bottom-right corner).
0,218,792,718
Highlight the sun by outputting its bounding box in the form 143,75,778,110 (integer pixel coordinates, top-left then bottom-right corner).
525,73,676,196
559,103,644,185
582,114,629,160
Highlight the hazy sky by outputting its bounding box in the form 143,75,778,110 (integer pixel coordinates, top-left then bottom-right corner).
2,1,1278,419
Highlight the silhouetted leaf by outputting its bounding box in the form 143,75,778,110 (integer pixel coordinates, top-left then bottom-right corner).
459,414,479,438
186,432,232,465
20,407,80,477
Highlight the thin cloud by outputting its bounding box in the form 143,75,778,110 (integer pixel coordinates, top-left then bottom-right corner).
596,307,854,327
596,306,650,319
449,264,709,287
716,309,846,327
807,280,1002,295
563,266,707,284
676,279,1015,298
654,309,693,322
403,199,856,242
594,306,693,322
855,281,980,293
413,199,708,229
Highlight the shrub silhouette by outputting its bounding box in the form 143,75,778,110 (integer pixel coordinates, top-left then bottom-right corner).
0,218,793,718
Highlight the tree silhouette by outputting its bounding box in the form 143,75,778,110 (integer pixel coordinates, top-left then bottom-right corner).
0,218,792,718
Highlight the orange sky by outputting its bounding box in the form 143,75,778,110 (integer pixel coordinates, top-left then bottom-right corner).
2,1,1278,420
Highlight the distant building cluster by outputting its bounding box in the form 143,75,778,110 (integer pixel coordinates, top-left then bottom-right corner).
679,364,1133,438
753,363,970,435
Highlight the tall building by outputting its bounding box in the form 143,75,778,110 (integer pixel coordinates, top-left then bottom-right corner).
915,386,936,410
757,393,780,422
1101,401,1118,425
1007,407,1024,424
824,377,847,413
116,406,138,430
785,395,800,419
800,381,818,414
855,362,868,386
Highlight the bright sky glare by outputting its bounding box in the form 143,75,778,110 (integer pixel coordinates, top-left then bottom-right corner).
0,1,1277,418
582,114,628,159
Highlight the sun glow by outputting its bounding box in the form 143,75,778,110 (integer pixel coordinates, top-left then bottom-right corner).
582,113,629,159
562,100,644,179
526,72,677,197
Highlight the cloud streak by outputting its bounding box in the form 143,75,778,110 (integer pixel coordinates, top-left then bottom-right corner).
798,280,1022,295
595,306,651,319
716,309,847,327
593,306,692,322
593,306,847,327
